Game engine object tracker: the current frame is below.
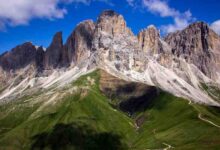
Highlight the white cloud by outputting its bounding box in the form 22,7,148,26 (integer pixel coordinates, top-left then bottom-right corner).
127,0,134,6
0,0,110,30
0,0,67,27
142,0,178,17
141,0,194,34
210,20,220,35
161,10,193,33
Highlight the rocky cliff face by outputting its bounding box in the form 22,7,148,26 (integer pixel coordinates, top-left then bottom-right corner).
0,42,44,87
44,32,63,69
137,25,174,69
0,42,37,71
138,25,162,55
96,10,132,36
65,20,95,66
93,10,146,72
165,22,220,80
35,46,45,72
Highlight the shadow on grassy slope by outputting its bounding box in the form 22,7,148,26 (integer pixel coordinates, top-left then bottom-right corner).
31,123,127,150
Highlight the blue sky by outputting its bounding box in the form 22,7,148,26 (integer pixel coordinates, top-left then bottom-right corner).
0,0,220,54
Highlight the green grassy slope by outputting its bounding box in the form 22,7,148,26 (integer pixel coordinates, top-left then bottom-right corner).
0,70,220,150
133,92,220,150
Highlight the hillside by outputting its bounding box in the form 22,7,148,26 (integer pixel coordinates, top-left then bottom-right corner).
0,70,220,150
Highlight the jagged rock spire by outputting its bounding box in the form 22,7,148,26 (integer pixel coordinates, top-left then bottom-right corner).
64,20,95,65
137,25,162,55
44,31,63,69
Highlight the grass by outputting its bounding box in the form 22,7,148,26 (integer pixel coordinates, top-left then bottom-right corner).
0,70,220,149
132,92,220,149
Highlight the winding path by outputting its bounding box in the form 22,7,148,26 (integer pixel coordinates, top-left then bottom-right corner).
162,143,174,150
147,129,174,150
198,114,220,128
188,100,220,128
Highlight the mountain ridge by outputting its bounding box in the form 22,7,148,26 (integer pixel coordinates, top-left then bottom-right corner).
0,10,220,107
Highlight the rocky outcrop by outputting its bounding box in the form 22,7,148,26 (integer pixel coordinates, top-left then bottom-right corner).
137,25,173,68
35,46,45,72
96,10,132,36
93,10,147,72
165,22,220,79
138,25,162,55
44,32,63,69
0,42,41,87
65,20,95,65
0,42,37,71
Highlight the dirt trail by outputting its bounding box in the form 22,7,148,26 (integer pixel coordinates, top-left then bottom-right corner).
198,114,220,128
163,142,174,150
147,129,174,150
188,100,220,129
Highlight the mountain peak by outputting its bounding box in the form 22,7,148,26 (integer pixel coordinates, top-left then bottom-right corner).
98,10,119,19
164,20,220,79
44,31,63,69
77,19,94,27
0,42,37,71
97,10,123,24
51,31,63,46
147,24,157,30
138,25,161,55
96,10,132,36
188,21,209,28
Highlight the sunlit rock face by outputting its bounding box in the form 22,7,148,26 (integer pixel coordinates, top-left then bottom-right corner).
165,22,220,80
138,25,161,55
96,10,133,36
64,20,95,66
92,10,147,72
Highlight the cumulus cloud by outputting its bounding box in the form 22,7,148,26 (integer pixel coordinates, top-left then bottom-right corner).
210,20,220,35
142,0,178,17
0,0,110,30
160,10,193,33
0,0,67,28
141,0,194,34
